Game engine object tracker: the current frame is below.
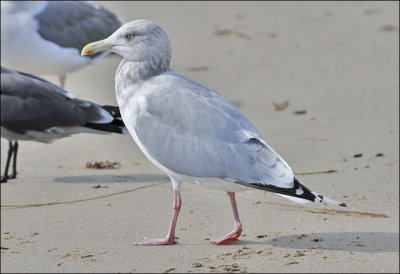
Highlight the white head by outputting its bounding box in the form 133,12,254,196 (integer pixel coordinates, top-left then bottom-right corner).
82,19,171,72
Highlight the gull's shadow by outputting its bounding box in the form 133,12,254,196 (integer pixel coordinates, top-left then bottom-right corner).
264,232,398,253
54,174,169,184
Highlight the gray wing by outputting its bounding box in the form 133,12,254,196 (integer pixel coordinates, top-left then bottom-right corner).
0,67,114,135
131,71,294,188
34,1,123,59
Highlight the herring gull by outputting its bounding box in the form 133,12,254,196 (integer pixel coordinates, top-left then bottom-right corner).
82,19,346,245
0,66,127,183
1,1,124,88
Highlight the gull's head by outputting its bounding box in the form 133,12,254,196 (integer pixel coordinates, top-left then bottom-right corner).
82,19,171,67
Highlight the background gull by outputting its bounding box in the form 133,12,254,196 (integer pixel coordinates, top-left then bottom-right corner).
82,19,346,246
0,66,127,183
0,1,124,88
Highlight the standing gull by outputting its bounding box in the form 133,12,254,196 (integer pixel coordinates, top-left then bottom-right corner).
1,1,124,88
82,19,347,245
0,67,127,183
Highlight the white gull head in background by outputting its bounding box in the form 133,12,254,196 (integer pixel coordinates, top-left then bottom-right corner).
82,19,347,246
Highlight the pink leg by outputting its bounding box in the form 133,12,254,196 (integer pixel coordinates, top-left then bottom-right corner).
134,190,181,245
210,191,243,244
59,74,66,88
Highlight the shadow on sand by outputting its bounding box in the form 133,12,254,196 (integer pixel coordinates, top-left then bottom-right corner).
263,231,399,253
195,232,399,253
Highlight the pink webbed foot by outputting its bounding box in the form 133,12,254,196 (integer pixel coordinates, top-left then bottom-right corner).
209,224,243,244
210,191,243,244
134,235,177,246
134,189,181,246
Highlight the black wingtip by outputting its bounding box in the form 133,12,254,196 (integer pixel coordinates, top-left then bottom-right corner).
84,121,126,134
339,202,347,207
84,105,126,134
103,105,122,117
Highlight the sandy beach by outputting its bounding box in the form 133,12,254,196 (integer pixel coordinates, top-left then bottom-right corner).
1,1,399,273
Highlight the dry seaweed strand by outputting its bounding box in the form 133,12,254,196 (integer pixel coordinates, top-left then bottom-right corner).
1,182,167,209
265,201,388,218
304,207,388,218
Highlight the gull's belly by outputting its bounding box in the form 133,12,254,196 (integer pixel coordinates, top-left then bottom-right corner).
117,92,197,186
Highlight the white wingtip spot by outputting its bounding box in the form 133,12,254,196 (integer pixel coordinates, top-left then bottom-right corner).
296,187,304,195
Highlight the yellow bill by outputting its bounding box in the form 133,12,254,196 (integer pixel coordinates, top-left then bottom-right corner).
81,39,113,56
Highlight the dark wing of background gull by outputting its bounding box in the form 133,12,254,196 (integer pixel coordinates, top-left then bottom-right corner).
0,66,126,183
34,1,124,60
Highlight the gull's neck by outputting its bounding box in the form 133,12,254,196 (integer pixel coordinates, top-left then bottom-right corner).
116,57,169,86
115,57,170,113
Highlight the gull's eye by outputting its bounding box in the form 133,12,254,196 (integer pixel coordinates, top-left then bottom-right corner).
126,33,134,39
